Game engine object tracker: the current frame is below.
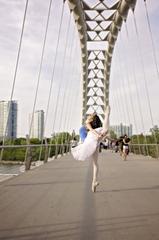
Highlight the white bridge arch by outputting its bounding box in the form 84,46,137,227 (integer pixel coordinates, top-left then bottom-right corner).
67,0,137,123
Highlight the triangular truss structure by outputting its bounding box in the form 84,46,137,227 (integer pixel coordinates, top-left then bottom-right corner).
67,0,137,123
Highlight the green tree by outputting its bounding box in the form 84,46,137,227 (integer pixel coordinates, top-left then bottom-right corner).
109,130,117,139
150,125,159,143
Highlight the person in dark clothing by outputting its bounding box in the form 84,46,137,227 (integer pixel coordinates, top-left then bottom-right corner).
114,140,119,153
122,134,131,160
119,136,124,156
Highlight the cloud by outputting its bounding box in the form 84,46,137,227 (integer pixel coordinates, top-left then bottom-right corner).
0,0,158,136
0,0,82,137
109,0,159,134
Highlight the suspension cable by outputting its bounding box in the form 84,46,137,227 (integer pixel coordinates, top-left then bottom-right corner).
53,14,72,156
28,0,53,139
125,24,141,151
43,2,65,134
64,24,81,133
109,51,126,134
47,11,75,159
109,44,127,141
114,43,129,128
60,28,76,130
143,1,159,156
132,12,158,155
133,11,158,155
64,30,80,141
67,68,81,138
48,6,71,157
110,86,123,139
144,1,159,80
38,2,65,160
57,15,72,134
0,0,29,161
51,13,71,135
133,13,155,129
59,27,76,146
122,24,142,154
47,2,66,158
25,0,53,164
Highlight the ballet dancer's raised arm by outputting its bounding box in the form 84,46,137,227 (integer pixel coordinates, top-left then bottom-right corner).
101,105,111,136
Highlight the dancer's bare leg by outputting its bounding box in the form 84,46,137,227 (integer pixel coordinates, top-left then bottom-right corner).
102,105,110,134
92,149,99,192
122,151,126,160
122,149,127,161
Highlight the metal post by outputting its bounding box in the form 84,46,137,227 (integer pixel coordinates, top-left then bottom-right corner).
24,134,32,171
44,137,48,163
0,147,4,162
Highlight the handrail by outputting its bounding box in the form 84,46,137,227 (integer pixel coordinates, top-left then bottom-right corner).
0,143,70,149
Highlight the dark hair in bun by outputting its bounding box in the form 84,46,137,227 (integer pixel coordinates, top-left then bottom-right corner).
90,114,102,129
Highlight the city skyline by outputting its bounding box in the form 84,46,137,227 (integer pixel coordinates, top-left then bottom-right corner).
0,1,159,137
0,100,17,139
0,99,134,139
110,123,133,138
29,110,44,140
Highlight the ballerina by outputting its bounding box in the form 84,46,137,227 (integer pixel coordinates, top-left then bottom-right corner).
71,106,110,192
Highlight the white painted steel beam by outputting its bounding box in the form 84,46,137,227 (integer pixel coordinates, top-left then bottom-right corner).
67,0,137,123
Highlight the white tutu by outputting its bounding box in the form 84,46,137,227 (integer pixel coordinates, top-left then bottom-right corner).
71,127,102,161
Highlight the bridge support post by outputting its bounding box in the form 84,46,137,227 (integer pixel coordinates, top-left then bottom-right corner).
25,135,32,171
44,138,48,163
54,140,58,159
0,148,4,162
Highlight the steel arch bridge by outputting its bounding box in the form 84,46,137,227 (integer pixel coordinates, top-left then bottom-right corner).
67,0,137,123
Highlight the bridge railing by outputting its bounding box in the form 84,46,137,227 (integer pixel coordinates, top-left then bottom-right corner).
0,144,71,171
1,143,158,172
130,144,159,159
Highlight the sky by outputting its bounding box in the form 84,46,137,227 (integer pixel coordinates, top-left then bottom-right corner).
0,0,159,137
110,0,159,134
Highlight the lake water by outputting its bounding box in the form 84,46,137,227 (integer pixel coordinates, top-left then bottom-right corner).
0,160,46,182
0,160,44,175
0,164,23,175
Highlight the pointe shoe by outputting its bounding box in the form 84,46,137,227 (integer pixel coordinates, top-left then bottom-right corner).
92,182,99,193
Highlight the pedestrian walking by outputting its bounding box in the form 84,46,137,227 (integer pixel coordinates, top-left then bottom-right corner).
122,134,131,160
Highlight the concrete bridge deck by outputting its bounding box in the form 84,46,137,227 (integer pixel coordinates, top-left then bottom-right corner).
0,151,159,240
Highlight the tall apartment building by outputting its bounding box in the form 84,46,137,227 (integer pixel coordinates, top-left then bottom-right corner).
110,123,133,138
29,110,44,140
0,100,17,140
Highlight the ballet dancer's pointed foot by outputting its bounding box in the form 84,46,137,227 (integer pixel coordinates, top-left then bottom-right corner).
92,182,99,193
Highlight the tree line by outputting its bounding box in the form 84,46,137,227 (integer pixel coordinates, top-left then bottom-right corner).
0,132,77,162
1,126,159,162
